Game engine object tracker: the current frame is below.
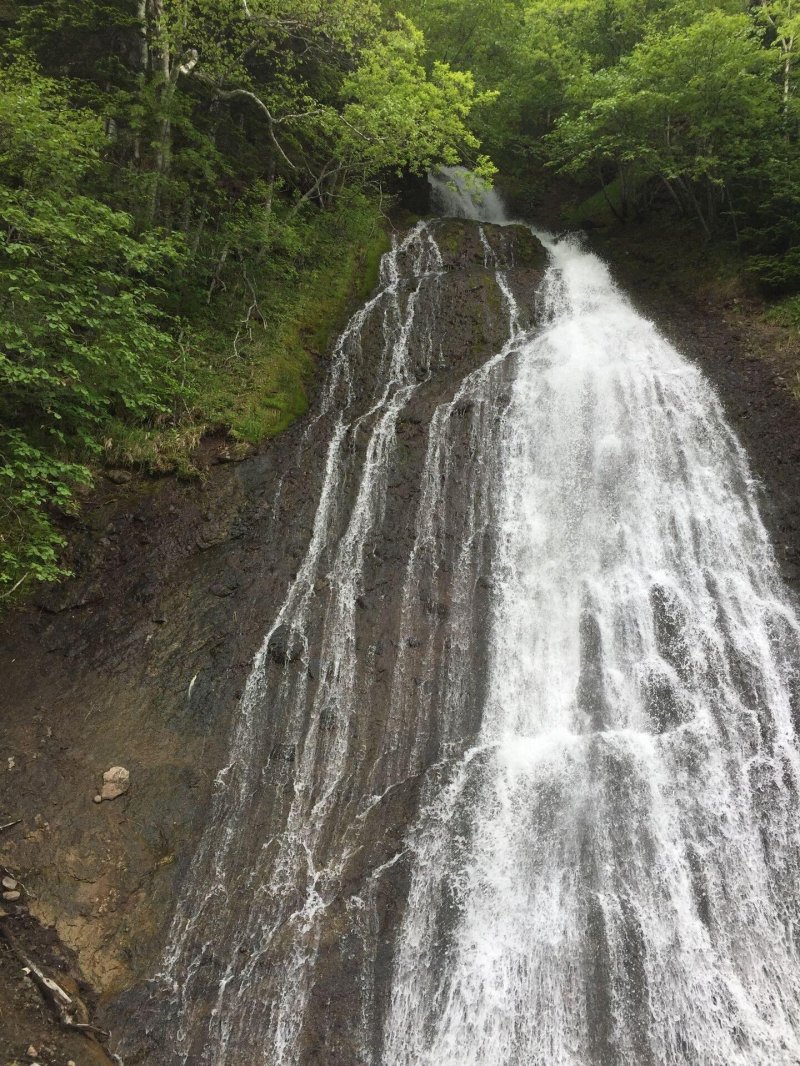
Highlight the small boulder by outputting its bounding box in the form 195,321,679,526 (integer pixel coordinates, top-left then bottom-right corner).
267,624,302,665
27,1048,37,1060
1,876,17,891
106,468,132,485
2,891,20,902
100,766,130,801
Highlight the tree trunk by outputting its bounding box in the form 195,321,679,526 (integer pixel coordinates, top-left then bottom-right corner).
147,44,174,226
676,175,711,239
145,1,184,228
783,45,794,130
261,156,276,254
137,0,149,71
597,165,624,223
725,183,741,245
658,173,684,215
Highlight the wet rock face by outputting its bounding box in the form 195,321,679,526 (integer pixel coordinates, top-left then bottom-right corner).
132,221,546,1066
590,230,800,600
0,220,546,1061
267,624,303,664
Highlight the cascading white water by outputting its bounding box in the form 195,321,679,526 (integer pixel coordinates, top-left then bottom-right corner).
151,221,452,1064
429,166,507,224
140,172,800,1066
385,213,800,1064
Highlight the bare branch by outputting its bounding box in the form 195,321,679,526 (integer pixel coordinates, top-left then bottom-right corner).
337,114,381,146
0,575,28,600
274,108,325,126
287,161,342,219
197,79,297,170
0,919,110,1045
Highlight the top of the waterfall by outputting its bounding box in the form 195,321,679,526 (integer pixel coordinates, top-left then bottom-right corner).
428,166,508,225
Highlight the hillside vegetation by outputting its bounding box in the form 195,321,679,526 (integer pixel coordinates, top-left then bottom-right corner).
0,0,493,593
405,0,800,285
1,0,799,594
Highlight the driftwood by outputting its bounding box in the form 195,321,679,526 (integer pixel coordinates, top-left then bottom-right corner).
0,916,113,1049
0,819,21,832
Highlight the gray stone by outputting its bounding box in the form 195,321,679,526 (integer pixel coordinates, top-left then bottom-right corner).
100,765,130,801
106,469,132,485
267,624,302,664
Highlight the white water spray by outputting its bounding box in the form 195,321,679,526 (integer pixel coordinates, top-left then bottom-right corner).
385,189,800,1065
428,166,507,224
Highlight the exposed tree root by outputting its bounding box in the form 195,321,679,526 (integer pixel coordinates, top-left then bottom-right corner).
0,915,118,1061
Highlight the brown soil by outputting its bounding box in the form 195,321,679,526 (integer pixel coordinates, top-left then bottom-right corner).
0,907,112,1066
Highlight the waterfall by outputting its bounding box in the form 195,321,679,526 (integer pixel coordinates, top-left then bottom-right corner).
136,177,800,1065
384,224,800,1065
428,165,507,224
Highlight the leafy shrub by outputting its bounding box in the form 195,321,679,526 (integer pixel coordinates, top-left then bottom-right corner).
0,65,181,593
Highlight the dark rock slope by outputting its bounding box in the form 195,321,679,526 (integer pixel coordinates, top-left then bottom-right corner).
0,219,546,1062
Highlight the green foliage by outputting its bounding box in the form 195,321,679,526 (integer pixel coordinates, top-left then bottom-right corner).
765,294,800,327
0,433,90,591
105,192,389,470
194,194,389,444
0,65,180,592
341,15,496,179
0,0,496,597
741,153,800,292
9,0,800,600
400,0,800,291
548,12,774,229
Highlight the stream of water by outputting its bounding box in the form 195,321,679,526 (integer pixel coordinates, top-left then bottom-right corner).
147,172,800,1064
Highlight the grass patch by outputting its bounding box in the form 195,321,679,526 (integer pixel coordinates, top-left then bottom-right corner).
765,295,800,330
111,195,390,472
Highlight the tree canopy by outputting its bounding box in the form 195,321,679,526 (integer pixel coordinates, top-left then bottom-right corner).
1,0,799,595
402,0,800,275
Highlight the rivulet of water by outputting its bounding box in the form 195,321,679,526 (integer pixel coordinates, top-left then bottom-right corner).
138,173,800,1066
149,221,451,1063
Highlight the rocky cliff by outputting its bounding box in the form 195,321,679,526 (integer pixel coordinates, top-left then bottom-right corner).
0,219,546,1064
